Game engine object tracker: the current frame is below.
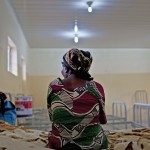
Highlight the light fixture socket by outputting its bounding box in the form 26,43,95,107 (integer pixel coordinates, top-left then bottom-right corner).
87,1,93,7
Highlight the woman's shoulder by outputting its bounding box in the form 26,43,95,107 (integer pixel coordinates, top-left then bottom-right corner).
89,80,104,88
4,100,15,108
49,78,63,86
93,81,104,88
48,78,63,93
88,80,105,94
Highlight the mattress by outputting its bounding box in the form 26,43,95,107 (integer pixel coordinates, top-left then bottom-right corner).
0,121,49,150
108,128,150,150
0,120,150,150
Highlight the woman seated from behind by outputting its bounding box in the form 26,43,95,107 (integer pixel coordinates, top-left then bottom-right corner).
47,48,108,150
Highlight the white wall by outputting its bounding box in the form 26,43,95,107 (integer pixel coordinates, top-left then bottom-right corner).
28,48,150,76
0,0,29,71
0,0,29,95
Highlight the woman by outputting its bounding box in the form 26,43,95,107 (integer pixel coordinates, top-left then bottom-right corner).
47,48,108,150
0,91,16,125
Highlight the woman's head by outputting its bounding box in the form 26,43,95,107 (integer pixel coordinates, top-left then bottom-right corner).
61,48,93,80
0,92,7,115
0,92,7,101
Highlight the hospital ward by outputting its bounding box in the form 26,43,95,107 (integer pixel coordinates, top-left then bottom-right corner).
1,0,150,149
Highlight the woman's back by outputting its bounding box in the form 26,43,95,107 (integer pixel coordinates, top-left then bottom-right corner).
47,78,108,150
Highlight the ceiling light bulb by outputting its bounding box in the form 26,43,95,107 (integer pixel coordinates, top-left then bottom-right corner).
74,34,78,43
88,6,92,12
74,22,78,33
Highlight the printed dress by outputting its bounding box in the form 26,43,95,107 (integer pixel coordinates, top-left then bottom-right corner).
47,78,108,150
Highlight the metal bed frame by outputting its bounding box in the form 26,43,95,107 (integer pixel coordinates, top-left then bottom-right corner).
106,90,149,130
17,108,51,131
132,103,150,128
134,90,148,104
132,90,150,128
106,102,130,130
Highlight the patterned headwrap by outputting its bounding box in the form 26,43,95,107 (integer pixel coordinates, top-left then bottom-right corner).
62,48,93,73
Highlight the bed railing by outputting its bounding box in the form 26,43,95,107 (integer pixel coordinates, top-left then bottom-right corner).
106,102,128,130
133,103,150,128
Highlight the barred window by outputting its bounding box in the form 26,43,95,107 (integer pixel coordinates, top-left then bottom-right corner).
21,57,26,80
7,37,18,76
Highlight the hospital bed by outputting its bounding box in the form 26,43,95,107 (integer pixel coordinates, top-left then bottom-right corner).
105,102,131,130
132,90,150,128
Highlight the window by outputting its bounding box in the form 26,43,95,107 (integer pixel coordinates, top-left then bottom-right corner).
7,37,18,76
21,57,26,81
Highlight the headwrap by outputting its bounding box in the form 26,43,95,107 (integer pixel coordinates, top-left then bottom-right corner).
0,92,7,115
62,48,93,73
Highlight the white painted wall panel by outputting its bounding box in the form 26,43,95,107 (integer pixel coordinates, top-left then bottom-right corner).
28,48,150,75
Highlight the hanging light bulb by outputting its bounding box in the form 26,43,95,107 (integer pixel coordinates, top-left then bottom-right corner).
88,6,92,12
73,19,79,43
87,1,93,13
74,21,78,33
74,34,78,43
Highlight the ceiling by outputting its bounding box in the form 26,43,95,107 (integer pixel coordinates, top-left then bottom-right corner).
8,0,150,48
